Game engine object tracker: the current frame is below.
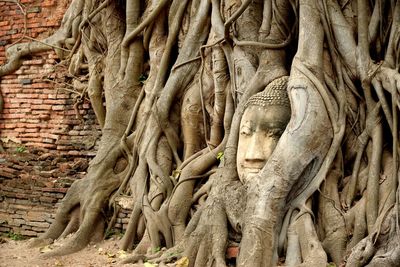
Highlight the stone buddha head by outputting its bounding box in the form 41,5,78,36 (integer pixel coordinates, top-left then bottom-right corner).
237,76,291,184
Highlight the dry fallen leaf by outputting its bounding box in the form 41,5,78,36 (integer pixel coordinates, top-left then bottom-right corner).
175,257,189,267
107,251,116,258
144,262,157,267
39,245,53,253
54,259,63,266
117,250,128,259
107,258,117,264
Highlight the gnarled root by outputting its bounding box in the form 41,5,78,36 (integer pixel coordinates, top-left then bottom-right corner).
347,204,400,267
352,208,400,267
0,0,84,77
181,199,228,267
28,178,87,248
29,136,129,256
346,234,376,267
289,209,328,266
319,158,347,265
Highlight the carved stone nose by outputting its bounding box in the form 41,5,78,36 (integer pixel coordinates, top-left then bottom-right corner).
245,132,276,164
245,132,266,162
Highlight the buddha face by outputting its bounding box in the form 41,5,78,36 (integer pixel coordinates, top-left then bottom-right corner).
237,105,290,184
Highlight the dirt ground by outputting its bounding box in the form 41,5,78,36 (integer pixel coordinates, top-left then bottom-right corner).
0,235,149,267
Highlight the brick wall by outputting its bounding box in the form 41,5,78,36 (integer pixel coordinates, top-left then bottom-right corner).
0,151,88,236
0,0,117,237
0,55,101,154
0,0,70,49
0,150,132,237
0,0,100,154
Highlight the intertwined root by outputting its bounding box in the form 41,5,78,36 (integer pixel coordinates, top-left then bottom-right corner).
29,136,127,257
346,207,400,267
1,0,400,265
28,178,110,257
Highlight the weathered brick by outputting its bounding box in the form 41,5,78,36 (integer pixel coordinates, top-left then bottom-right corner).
26,221,49,228
39,196,57,203
41,0,55,7
0,0,102,238
27,22,41,28
15,128,27,132
2,113,24,119
19,78,32,85
68,130,79,136
21,225,32,230
14,199,30,205
9,218,25,226
20,230,37,236
31,83,52,88
0,226,12,232
0,170,17,179
31,227,47,232
2,25,12,31
41,187,68,193
19,137,42,142
32,104,52,110
25,119,41,124
51,105,65,111
27,7,41,13
52,93,72,99
26,142,56,148
14,192,31,199
43,99,67,104
40,133,59,139
11,33,23,39
38,114,50,120
11,213,24,219
8,204,31,211
15,210,27,215
25,211,47,222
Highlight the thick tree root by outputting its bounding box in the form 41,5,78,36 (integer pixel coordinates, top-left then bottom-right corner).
2,0,400,265
291,211,328,266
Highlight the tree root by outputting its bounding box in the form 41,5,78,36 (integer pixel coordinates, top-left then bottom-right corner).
2,0,399,265
181,200,228,267
0,0,84,77
319,159,347,265
290,210,328,266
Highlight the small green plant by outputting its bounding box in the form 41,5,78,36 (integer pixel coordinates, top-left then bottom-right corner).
153,246,161,253
117,230,125,238
139,73,148,85
15,146,26,153
104,229,115,239
167,252,179,258
7,231,25,241
104,229,124,239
